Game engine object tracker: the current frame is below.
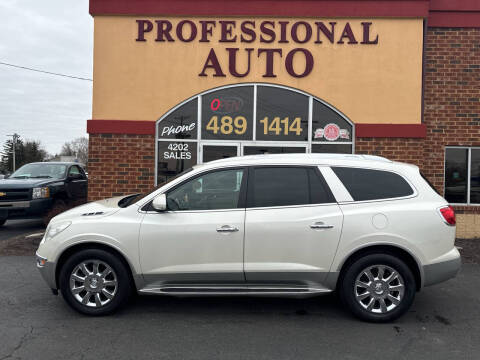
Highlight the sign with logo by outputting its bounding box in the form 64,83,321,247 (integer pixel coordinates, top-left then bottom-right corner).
314,123,350,141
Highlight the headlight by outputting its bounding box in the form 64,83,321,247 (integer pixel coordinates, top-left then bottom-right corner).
32,187,50,199
44,221,71,242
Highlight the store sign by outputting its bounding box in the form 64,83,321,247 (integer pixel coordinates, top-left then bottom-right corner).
314,124,350,141
135,19,379,79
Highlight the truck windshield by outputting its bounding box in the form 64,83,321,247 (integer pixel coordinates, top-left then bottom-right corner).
10,164,67,179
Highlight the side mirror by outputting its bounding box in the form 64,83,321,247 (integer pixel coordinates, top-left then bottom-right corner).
152,194,167,211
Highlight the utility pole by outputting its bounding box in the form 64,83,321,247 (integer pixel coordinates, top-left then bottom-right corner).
6,133,20,172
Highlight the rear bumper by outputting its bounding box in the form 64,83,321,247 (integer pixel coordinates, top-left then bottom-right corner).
0,198,53,220
423,247,461,287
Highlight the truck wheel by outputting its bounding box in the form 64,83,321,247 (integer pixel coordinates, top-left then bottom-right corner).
59,248,132,316
339,253,416,323
43,199,68,226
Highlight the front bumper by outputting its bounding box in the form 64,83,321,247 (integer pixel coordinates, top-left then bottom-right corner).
0,198,53,220
36,253,57,290
423,247,461,287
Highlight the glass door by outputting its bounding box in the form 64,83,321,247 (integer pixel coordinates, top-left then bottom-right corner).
242,144,307,156
201,143,240,163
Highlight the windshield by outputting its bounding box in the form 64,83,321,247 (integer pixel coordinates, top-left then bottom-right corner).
118,167,194,207
10,163,67,179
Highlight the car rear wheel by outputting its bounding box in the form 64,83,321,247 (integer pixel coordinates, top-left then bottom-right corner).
59,248,132,316
339,253,416,322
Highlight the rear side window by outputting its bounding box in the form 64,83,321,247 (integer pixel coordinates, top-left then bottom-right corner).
249,167,334,208
332,167,414,201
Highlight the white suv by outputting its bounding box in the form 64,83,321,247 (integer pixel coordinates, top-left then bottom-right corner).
36,154,460,322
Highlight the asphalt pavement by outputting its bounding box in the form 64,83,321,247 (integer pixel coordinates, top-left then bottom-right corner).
0,219,45,241
0,256,479,360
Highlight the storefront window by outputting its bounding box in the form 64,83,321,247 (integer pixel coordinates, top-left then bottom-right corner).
157,99,198,140
444,147,469,204
312,100,352,143
312,144,352,154
201,86,254,140
157,141,197,185
244,146,306,155
256,86,309,142
202,145,238,163
471,149,480,203
155,84,355,185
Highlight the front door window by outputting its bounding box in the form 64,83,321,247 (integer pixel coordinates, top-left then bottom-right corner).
243,146,306,156
202,145,239,163
166,168,245,211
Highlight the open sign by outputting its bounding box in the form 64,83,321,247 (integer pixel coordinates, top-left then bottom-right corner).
210,97,244,114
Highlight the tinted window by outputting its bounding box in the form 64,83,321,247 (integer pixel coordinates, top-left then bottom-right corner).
250,167,333,208
157,142,197,186
256,86,309,141
243,146,306,155
202,145,237,163
157,99,198,140
444,148,468,203
167,168,244,211
202,86,254,140
332,167,414,201
312,100,352,142
470,149,480,203
312,144,352,154
309,168,335,204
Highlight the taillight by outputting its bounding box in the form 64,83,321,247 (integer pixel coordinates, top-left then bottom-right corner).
439,206,456,226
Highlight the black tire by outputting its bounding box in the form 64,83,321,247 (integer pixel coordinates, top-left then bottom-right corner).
43,199,68,226
0,219,6,226
59,248,132,316
339,253,416,323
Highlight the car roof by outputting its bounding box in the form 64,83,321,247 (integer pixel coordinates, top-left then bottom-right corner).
196,153,416,171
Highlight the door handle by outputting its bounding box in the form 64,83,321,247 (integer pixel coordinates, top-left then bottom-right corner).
216,225,239,233
310,222,334,230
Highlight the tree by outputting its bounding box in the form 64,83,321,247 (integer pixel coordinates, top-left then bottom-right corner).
60,137,88,166
0,136,48,173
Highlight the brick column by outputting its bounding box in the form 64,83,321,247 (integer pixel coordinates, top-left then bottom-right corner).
88,134,155,201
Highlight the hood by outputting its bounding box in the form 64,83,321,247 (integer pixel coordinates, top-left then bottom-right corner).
0,178,59,189
52,195,128,222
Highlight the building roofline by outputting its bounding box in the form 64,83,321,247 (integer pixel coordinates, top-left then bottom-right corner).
89,0,430,18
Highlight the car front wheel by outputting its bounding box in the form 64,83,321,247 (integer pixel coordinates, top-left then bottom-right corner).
59,248,132,316
339,253,416,322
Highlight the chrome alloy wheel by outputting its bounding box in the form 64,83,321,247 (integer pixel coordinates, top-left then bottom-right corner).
354,265,405,314
69,260,118,308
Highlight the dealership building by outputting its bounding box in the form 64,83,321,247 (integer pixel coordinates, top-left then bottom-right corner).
87,0,480,237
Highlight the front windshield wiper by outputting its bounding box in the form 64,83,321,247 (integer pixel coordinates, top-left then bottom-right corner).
11,175,29,179
30,175,52,178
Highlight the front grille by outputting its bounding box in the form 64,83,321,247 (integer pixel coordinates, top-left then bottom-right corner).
0,189,31,202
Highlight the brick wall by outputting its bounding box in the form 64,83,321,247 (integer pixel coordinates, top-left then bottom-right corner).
88,134,155,201
423,27,480,193
355,138,425,168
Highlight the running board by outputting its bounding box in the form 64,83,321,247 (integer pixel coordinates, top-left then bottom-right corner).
138,285,333,297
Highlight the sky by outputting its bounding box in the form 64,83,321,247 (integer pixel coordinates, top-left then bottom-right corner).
0,0,93,155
